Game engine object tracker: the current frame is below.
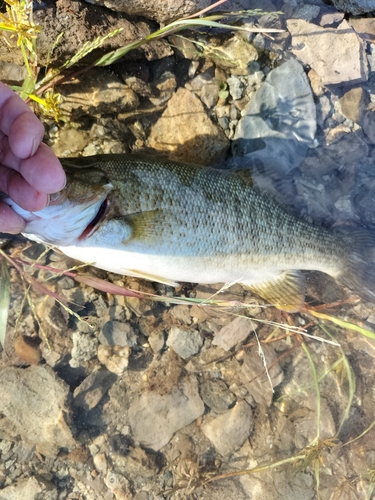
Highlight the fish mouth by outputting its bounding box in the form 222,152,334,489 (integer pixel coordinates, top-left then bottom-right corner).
78,197,109,240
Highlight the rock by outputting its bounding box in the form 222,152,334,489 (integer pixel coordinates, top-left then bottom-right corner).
0,61,27,86
60,69,140,118
167,327,203,359
0,365,75,458
148,88,229,165
99,321,137,347
227,76,245,100
69,331,98,368
292,4,320,22
350,18,375,42
73,369,117,411
13,335,42,365
212,316,255,351
232,59,316,175
330,0,375,15
200,379,236,414
0,476,57,500
362,104,375,143
209,34,258,76
171,305,192,325
287,19,368,85
307,69,324,97
148,330,165,354
240,344,284,407
339,88,369,124
97,345,131,375
201,401,253,456
320,10,345,27
104,471,132,500
84,0,211,23
51,128,90,158
149,71,177,106
128,375,204,450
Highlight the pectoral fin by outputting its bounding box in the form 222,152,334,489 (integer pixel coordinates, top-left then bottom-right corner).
244,270,305,312
118,209,173,244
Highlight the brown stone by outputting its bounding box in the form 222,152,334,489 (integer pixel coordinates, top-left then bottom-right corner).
148,88,229,165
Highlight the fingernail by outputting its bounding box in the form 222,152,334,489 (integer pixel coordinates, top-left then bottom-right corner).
31,138,39,157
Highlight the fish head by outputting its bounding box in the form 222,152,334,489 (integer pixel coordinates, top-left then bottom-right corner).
4,166,113,246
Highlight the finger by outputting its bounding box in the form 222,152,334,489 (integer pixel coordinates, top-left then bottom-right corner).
19,143,66,193
0,202,26,234
0,84,44,159
0,138,66,194
0,165,48,211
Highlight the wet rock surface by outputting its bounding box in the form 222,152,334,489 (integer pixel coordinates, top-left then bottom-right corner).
1,0,375,499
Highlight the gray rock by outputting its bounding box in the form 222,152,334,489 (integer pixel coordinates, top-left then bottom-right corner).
84,0,211,23
330,0,375,15
241,344,284,407
0,476,57,500
69,331,98,368
212,316,255,351
99,321,137,347
0,366,75,458
128,375,204,450
0,61,27,86
167,327,203,359
227,76,245,101
171,305,192,325
292,5,320,22
201,401,253,456
200,379,236,414
148,87,229,165
232,59,316,175
362,104,375,143
73,369,117,411
287,19,368,85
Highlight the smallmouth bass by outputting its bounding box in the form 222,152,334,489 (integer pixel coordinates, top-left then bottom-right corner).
5,154,375,311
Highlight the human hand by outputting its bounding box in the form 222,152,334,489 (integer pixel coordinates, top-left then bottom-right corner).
0,82,66,234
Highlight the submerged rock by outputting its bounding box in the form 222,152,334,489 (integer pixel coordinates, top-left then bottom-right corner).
287,19,368,85
232,58,316,175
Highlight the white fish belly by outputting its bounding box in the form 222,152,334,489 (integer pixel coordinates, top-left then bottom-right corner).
58,244,289,286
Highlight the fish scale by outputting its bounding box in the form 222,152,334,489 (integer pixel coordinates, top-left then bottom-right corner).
4,154,375,311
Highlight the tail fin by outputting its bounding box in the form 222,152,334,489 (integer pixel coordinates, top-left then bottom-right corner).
335,227,375,303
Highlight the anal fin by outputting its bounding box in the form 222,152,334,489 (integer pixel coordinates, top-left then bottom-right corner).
245,270,305,312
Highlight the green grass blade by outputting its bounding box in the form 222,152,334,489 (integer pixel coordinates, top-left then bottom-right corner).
305,309,375,340
0,258,11,348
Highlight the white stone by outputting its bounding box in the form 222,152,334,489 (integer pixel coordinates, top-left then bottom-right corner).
287,19,368,85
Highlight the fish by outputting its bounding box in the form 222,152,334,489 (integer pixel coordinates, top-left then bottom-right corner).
4,154,375,311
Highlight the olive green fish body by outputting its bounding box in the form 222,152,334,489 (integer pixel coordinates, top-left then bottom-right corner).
6,155,375,310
